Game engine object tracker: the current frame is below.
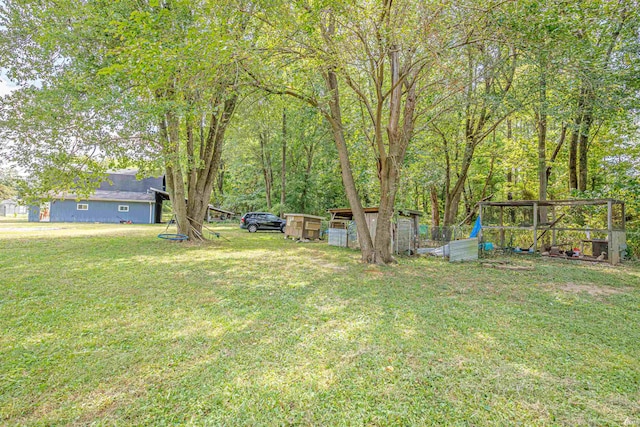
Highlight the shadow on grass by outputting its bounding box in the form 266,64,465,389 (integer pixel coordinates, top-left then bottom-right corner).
1,226,639,425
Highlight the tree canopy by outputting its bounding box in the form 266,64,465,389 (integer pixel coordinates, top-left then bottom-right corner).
1,0,638,259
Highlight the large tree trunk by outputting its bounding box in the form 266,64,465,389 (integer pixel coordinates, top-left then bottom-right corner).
159,90,237,241
194,98,236,228
162,112,193,238
374,154,400,263
371,49,418,264
322,69,375,262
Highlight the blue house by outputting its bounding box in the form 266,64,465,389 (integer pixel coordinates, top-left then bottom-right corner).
28,169,166,224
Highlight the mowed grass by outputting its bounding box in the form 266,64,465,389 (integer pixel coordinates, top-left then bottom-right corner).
1,222,639,426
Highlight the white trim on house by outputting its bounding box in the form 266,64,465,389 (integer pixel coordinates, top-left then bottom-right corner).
77,203,89,211
118,205,129,212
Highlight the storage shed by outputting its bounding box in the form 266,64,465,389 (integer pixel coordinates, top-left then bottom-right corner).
0,199,26,216
284,213,324,240
327,207,422,254
207,206,235,222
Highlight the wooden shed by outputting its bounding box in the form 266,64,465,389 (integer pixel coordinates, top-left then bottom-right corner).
284,213,324,240
207,206,235,221
327,207,422,254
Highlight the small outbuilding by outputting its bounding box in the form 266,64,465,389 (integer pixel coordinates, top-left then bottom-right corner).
207,206,235,222
284,213,324,240
0,199,26,216
327,207,422,254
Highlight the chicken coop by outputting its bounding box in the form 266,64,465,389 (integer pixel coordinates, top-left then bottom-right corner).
283,213,324,240
327,207,422,255
478,199,626,264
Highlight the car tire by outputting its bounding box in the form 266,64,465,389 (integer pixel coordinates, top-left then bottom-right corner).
280,225,286,233
248,224,258,233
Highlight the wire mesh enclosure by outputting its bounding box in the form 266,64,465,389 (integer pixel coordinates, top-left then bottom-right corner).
478,199,626,264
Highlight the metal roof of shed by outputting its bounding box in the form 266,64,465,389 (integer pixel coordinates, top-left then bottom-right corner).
284,213,325,220
328,207,423,216
328,207,381,214
209,206,235,215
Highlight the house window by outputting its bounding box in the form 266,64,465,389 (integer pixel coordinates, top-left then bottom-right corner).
77,203,89,211
118,205,129,212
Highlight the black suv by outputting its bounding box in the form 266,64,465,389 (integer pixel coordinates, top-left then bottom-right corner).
240,212,286,233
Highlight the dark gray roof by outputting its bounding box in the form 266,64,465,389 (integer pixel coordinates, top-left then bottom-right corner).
54,190,156,203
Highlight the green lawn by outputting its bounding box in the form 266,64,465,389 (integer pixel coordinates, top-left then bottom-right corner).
1,222,639,425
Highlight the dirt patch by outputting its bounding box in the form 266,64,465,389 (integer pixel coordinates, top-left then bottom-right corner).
556,282,629,296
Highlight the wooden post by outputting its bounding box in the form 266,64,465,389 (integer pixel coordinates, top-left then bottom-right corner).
499,205,504,249
478,203,482,245
415,215,419,252
551,205,557,246
532,202,538,253
607,200,613,264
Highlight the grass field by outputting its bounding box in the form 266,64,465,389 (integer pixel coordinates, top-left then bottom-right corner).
1,221,639,425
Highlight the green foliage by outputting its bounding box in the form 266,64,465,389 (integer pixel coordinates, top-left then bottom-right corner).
222,96,345,215
0,167,19,200
1,0,638,242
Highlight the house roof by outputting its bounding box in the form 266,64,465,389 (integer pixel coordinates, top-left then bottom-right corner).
54,190,156,203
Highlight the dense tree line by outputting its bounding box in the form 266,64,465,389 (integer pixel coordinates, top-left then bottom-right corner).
1,0,638,261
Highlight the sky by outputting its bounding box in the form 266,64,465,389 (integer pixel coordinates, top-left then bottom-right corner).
0,70,18,97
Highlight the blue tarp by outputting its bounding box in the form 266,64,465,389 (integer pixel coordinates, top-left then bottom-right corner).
469,216,481,238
